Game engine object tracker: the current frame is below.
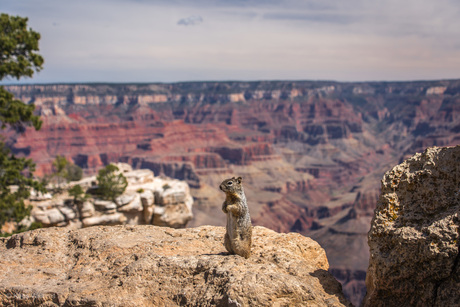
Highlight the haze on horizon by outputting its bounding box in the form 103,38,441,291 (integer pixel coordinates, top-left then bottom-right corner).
2,0,460,84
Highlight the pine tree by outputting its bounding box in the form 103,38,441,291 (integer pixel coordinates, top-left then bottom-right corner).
96,164,128,201
0,13,44,235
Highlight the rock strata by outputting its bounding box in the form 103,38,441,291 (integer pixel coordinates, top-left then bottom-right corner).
363,146,460,306
0,225,352,307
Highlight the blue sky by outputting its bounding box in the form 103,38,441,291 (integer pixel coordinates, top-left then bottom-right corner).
2,0,460,84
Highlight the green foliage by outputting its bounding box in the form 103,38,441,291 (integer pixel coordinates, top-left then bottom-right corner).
53,155,68,175
0,13,44,234
136,188,144,193
51,156,83,190
52,155,68,189
162,183,171,191
0,13,44,80
96,164,128,201
68,184,87,202
65,163,83,182
0,142,44,227
0,87,42,131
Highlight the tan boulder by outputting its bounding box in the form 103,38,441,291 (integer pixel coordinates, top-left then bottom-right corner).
364,146,460,306
0,225,351,307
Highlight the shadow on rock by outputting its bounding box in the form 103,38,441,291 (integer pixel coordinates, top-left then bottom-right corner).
311,269,354,307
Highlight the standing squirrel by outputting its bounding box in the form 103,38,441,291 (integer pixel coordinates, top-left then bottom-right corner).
220,176,252,259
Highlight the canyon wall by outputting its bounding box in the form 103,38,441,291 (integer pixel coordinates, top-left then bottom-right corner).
4,80,460,305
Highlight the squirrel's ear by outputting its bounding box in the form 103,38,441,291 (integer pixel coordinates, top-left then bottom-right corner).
237,177,242,183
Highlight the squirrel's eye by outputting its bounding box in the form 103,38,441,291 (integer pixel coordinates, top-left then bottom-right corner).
227,182,233,186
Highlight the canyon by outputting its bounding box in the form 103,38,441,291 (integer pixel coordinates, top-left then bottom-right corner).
4,80,460,305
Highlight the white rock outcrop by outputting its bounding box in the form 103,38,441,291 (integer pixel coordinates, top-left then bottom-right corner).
30,166,193,229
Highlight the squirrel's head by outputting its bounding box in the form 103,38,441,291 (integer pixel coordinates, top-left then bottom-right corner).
219,176,243,194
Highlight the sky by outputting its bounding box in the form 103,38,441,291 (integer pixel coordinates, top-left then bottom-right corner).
2,0,460,84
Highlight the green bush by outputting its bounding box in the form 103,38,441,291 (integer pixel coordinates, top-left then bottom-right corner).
96,164,128,201
68,184,87,202
65,163,83,182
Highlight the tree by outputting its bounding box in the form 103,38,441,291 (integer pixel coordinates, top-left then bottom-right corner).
0,141,44,233
51,155,83,190
96,164,128,201
0,13,44,235
52,155,68,190
0,13,44,80
65,163,83,182
68,184,87,203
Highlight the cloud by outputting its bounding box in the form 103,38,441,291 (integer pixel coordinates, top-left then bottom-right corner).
177,15,203,26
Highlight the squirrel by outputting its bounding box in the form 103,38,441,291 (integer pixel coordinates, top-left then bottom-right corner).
220,176,252,259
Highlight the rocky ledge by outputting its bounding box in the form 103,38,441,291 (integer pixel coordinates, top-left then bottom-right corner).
0,225,351,306
364,146,460,306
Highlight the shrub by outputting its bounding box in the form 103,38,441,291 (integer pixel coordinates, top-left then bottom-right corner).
96,164,128,201
65,163,83,182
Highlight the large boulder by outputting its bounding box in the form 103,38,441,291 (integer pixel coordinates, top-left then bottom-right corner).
0,225,351,306
363,146,460,306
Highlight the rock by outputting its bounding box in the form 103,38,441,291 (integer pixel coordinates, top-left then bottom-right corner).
33,208,66,225
29,189,53,201
113,162,132,173
79,200,95,218
152,203,193,228
0,225,351,306
140,189,154,206
58,206,77,221
30,170,194,229
363,146,460,307
124,169,155,186
115,193,136,206
81,213,127,227
117,194,143,212
140,190,155,223
156,179,190,205
93,199,117,213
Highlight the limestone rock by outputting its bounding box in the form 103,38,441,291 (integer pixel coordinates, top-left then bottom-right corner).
58,205,77,221
112,162,133,173
124,168,155,185
81,212,127,227
117,194,143,212
79,200,95,218
93,199,117,213
115,193,136,206
29,189,53,201
29,169,193,230
140,190,155,223
363,146,460,307
33,208,66,225
152,203,193,228
0,225,351,307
